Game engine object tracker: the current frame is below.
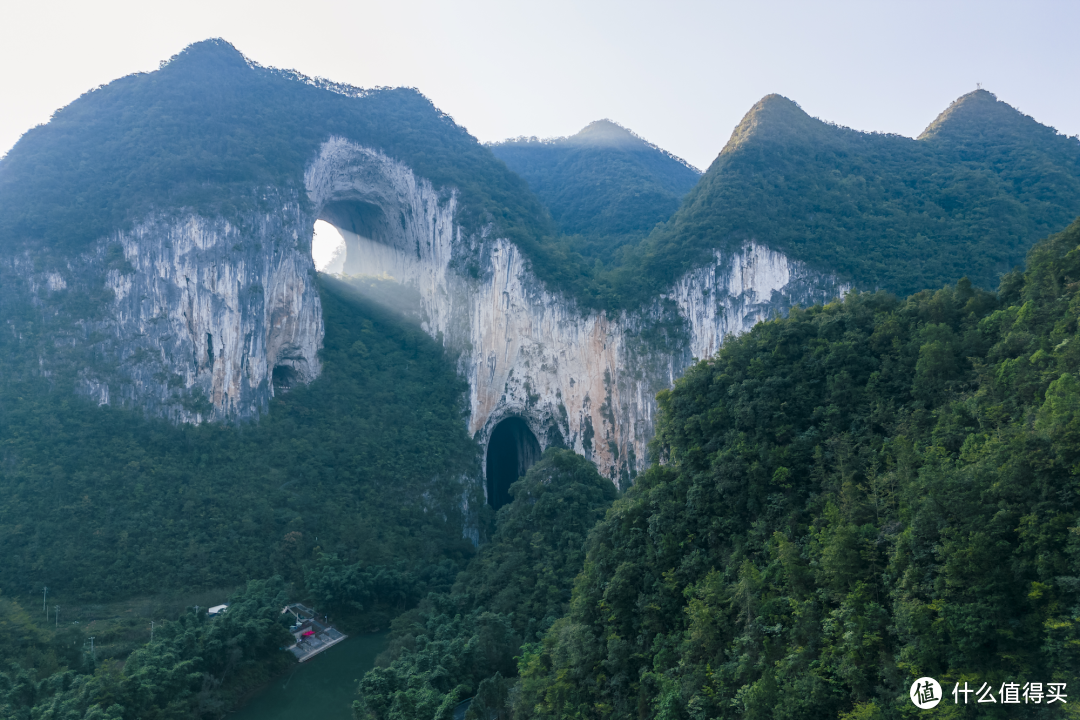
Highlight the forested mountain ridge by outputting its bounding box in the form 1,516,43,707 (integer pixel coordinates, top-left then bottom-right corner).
611,90,1080,306
514,217,1080,719
0,37,1078,720
0,38,582,428
0,39,845,476
3,44,1078,316
0,39,553,254
0,275,480,601
490,120,701,255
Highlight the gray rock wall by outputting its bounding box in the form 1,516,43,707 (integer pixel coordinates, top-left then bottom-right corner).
103,207,323,422
305,139,848,486
4,194,323,423
5,137,846,486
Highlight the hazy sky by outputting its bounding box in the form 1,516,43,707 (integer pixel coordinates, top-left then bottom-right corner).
2,0,1078,171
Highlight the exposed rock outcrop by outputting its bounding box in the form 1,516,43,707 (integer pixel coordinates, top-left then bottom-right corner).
104,208,323,422
306,138,847,485
4,194,323,423
7,137,845,486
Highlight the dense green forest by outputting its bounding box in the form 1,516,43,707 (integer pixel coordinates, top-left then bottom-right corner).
3,36,1080,720
353,449,617,720
0,578,296,719
615,90,1080,304
0,273,485,714
490,120,700,256
0,39,553,259
0,275,480,602
493,90,1080,307
513,218,1080,719
0,448,614,720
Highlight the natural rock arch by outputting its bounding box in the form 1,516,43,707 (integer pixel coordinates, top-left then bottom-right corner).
51,135,844,481
303,137,847,487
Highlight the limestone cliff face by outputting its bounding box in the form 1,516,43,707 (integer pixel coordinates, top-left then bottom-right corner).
9,136,845,485
102,206,324,422
305,138,848,485
6,194,323,423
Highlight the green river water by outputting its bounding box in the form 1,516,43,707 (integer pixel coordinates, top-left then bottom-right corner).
229,631,388,720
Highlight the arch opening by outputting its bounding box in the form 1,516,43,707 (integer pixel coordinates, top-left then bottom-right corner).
485,417,541,511
313,200,425,319
312,219,346,273
320,199,388,242
314,199,412,280
313,199,395,274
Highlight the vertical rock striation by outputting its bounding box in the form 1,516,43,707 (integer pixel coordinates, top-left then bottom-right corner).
6,136,845,486
305,139,848,486
104,206,323,422
6,194,323,423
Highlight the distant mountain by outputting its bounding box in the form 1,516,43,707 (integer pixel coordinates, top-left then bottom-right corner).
622,90,1080,301
490,120,701,252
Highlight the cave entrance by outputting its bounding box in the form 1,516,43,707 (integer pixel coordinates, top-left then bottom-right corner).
485,417,541,510
272,364,298,393
312,219,346,273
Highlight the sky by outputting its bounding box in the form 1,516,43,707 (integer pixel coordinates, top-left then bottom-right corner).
312,220,345,271
2,0,1078,171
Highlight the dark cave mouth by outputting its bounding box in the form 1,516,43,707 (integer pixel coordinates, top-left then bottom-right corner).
272,364,298,393
485,417,541,511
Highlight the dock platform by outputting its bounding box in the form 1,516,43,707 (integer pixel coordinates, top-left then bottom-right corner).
282,603,348,662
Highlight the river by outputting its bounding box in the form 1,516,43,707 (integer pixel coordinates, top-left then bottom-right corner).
229,631,389,720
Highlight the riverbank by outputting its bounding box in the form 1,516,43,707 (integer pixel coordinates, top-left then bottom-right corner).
228,631,389,720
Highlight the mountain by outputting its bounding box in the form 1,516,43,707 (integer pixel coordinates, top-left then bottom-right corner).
2,39,1080,720
0,38,547,422
4,39,1077,527
0,40,845,483
0,276,480,600
0,38,550,254
490,120,701,252
617,90,1080,303
514,217,1080,720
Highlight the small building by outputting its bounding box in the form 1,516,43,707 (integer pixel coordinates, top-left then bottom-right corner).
281,602,347,662
207,604,228,616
